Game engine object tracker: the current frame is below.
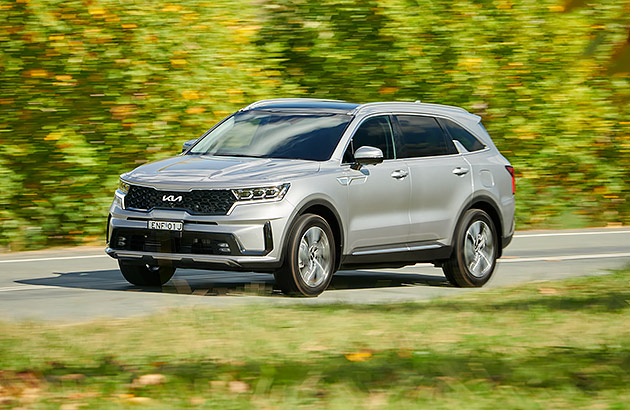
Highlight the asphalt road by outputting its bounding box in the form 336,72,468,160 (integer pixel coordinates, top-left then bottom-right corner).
0,227,628,322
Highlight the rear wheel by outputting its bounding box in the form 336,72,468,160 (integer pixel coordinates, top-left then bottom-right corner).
118,260,175,286
443,209,498,287
274,214,336,297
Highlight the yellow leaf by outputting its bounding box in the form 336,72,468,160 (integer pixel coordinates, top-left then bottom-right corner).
88,6,106,15
181,90,200,100
171,59,188,66
378,87,398,95
162,4,182,12
28,69,49,78
186,107,205,114
548,5,565,12
344,352,372,362
121,23,137,29
55,75,73,81
44,131,63,141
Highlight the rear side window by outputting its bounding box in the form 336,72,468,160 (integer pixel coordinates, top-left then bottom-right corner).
344,116,395,162
441,119,485,152
395,115,454,158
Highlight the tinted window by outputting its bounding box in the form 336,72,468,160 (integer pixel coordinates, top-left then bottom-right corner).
188,111,352,161
344,116,395,162
442,119,485,152
396,115,452,158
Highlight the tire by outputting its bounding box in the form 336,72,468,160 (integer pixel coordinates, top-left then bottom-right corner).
274,214,336,297
443,209,498,287
118,260,175,286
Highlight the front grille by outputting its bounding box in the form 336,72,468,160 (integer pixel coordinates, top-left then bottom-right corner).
110,228,240,255
125,185,236,215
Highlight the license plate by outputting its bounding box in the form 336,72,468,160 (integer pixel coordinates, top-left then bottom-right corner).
148,220,183,231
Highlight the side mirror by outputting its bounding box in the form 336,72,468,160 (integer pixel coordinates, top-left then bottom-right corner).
182,139,197,153
353,146,384,168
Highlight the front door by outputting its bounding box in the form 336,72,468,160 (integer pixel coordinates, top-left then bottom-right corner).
342,115,411,253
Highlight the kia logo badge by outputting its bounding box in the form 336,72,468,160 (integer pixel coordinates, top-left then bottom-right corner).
162,195,183,202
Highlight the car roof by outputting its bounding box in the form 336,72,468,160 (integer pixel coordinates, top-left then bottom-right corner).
241,98,480,123
242,99,359,113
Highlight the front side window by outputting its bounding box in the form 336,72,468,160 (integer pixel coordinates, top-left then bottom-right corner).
440,118,486,152
343,116,395,163
395,115,455,158
188,111,353,161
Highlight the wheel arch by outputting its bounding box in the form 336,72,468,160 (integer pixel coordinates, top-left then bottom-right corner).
457,195,505,258
281,198,345,272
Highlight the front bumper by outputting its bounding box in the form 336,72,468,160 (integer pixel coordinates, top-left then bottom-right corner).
107,194,293,272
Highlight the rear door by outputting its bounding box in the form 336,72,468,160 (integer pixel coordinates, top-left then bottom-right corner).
393,114,473,243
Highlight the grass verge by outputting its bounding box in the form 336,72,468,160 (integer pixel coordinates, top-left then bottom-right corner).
1,269,629,409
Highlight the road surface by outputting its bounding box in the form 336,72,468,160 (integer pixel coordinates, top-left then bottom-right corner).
0,227,628,322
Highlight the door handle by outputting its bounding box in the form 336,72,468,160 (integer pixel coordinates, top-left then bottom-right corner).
391,170,408,179
452,167,469,176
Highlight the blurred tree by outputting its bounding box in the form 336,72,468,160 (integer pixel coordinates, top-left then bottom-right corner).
257,0,630,228
1,0,628,250
563,0,630,74
0,0,297,249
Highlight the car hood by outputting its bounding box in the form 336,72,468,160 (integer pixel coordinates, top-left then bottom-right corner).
122,155,320,188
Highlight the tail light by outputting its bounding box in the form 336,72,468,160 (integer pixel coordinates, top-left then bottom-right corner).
505,166,515,195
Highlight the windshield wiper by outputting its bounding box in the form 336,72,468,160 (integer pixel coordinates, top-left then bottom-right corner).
211,153,265,158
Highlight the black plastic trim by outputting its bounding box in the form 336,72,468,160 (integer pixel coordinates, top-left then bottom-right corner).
106,249,283,273
106,214,111,245
341,245,452,269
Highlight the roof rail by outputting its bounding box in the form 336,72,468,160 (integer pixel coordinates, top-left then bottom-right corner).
241,98,349,111
416,102,469,114
350,101,470,115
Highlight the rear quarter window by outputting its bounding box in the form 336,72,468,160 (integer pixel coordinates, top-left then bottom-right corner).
440,119,486,152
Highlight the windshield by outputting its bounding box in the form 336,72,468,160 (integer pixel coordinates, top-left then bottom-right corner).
188,111,353,161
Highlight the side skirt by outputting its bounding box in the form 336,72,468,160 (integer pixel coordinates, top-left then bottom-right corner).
340,243,453,270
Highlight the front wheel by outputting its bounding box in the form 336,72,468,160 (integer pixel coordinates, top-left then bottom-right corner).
118,260,175,286
274,214,336,297
443,209,498,287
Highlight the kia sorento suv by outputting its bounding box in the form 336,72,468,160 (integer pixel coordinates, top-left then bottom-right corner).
106,99,515,296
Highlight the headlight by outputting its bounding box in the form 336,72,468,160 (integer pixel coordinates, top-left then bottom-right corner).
232,183,290,202
118,179,130,194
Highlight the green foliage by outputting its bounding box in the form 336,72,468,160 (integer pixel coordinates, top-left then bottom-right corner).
258,0,630,228
1,0,629,249
0,0,296,249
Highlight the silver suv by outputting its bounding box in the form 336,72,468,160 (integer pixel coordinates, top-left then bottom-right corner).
106,99,515,296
